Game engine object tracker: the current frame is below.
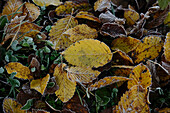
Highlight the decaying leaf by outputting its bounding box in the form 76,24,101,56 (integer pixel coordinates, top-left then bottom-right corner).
32,0,62,7
3,98,26,113
53,63,76,103
127,63,152,89
114,85,150,113
62,39,113,68
89,76,131,91
131,35,163,63
158,107,170,113
49,16,78,50
164,32,170,62
30,74,50,95
23,2,40,22
65,66,101,83
64,24,98,42
124,9,140,25
2,0,23,20
5,62,33,80
94,0,111,12
100,23,127,38
111,36,140,53
55,1,91,16
75,11,101,23
11,15,26,23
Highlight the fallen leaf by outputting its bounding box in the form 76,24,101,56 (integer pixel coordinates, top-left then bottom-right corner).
23,2,40,22
11,15,26,23
164,32,170,62
158,107,170,113
94,0,111,12
100,23,127,38
65,66,101,83
2,0,23,20
32,0,62,7
64,24,98,42
3,98,26,113
5,62,33,80
127,63,152,89
114,85,150,113
53,63,76,103
131,35,163,63
111,36,140,53
164,12,170,27
75,11,101,23
62,39,113,68
30,74,50,95
49,16,78,50
55,1,91,16
124,9,140,25
89,76,131,91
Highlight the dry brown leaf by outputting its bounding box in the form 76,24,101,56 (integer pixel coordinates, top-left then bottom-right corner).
63,24,98,42
94,0,111,12
100,23,127,38
127,63,152,89
32,0,62,7
55,1,91,16
49,16,78,50
2,0,23,21
158,107,170,113
24,2,40,22
5,62,33,80
111,36,140,53
62,39,113,68
131,35,163,63
53,64,76,103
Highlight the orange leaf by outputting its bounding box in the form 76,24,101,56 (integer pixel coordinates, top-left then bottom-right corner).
30,74,50,95
5,62,33,80
127,63,152,89
88,76,131,91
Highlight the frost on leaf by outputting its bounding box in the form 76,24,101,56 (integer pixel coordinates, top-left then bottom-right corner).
5,62,33,80
114,85,150,113
49,16,78,50
65,66,101,83
131,35,163,63
32,0,62,7
127,63,152,89
94,0,111,12
30,74,50,95
64,24,98,42
164,32,170,62
62,39,113,68
53,63,76,103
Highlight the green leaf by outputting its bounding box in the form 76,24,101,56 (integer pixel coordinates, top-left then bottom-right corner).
158,0,170,10
11,40,22,51
0,15,8,30
47,82,55,88
41,64,46,70
0,67,4,74
45,25,51,32
43,46,51,53
21,99,33,110
31,67,36,72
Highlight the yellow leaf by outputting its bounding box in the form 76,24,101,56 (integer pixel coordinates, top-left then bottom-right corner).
54,64,76,103
3,98,26,113
131,35,163,63
62,39,113,68
65,66,101,83
5,62,33,80
127,63,152,89
124,9,140,25
75,11,101,23
32,0,62,7
49,16,78,50
164,32,170,62
94,0,111,12
111,36,140,53
55,1,91,16
2,0,23,20
164,12,170,27
158,108,170,113
89,76,131,91
30,74,50,95
115,85,150,113
64,24,98,42
24,2,40,22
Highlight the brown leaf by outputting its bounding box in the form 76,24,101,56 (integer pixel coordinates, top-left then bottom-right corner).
100,23,127,38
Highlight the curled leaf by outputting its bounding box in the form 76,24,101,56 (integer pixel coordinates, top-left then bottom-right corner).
62,39,113,68
5,62,33,80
